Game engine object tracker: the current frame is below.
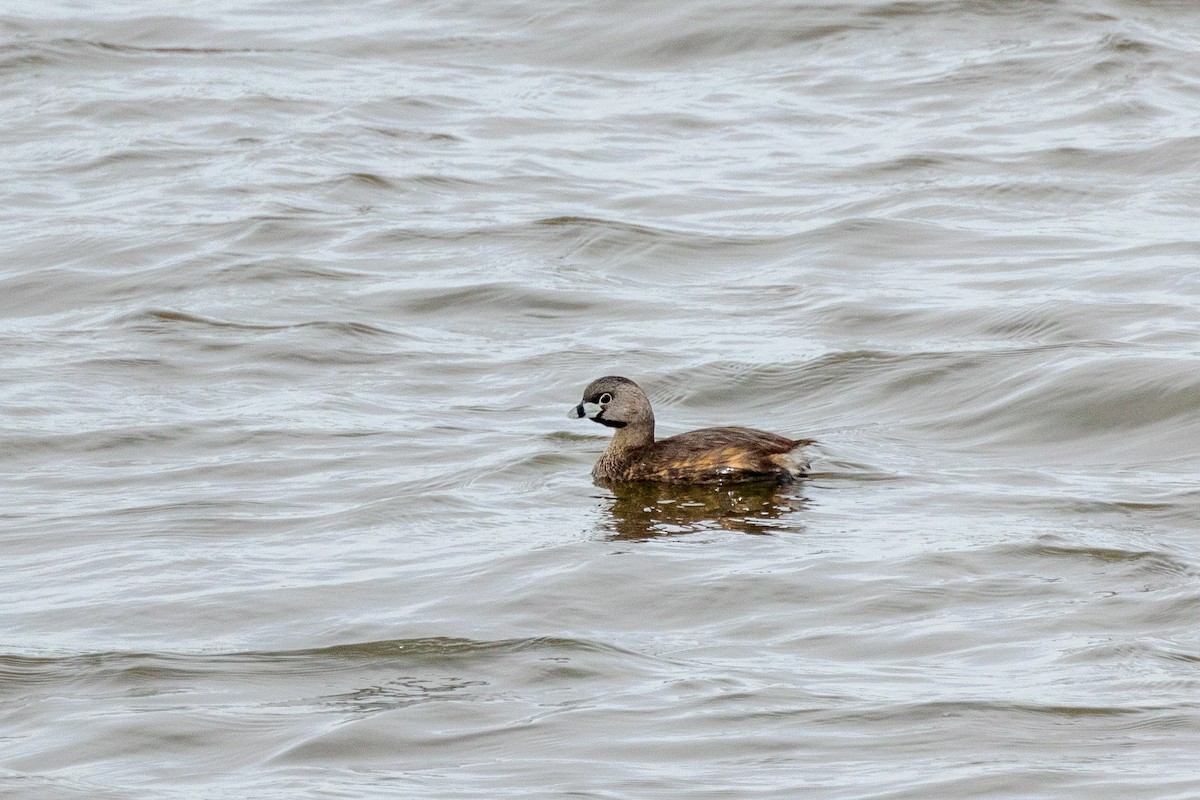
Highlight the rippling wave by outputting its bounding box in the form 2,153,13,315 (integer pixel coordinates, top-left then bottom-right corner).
3,0,1200,797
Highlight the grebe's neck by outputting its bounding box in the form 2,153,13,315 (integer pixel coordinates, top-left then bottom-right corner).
608,417,654,452
594,415,655,480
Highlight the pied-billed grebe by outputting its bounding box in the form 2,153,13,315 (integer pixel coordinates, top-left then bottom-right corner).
568,375,814,484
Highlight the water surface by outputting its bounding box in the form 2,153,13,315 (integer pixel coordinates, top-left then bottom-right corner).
3,1,1200,797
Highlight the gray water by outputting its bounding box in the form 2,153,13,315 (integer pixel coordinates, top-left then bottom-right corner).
3,1,1200,797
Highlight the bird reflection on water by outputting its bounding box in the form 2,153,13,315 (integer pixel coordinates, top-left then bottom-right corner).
597,479,808,540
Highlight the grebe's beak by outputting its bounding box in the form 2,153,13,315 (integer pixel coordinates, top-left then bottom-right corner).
567,401,603,420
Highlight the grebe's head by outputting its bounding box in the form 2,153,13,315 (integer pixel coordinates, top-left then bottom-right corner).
567,375,653,429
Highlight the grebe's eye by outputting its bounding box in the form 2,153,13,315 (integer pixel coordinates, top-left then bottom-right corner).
598,392,612,405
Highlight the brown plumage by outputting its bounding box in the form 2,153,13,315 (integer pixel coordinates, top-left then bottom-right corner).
568,376,814,485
